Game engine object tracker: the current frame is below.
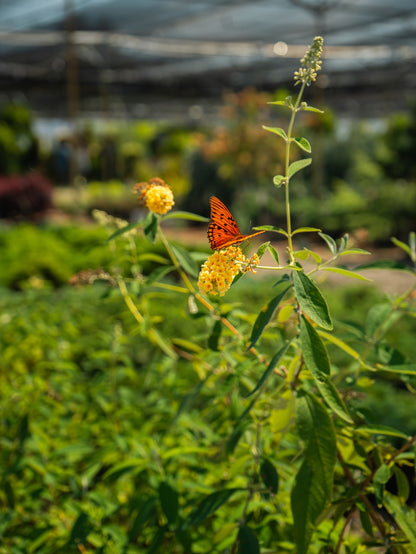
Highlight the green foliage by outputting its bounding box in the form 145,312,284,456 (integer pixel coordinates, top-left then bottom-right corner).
2,38,416,554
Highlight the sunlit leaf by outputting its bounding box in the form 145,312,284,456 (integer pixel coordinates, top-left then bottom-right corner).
384,492,416,550
292,227,321,235
293,271,332,330
288,158,312,178
357,424,409,440
262,125,288,140
293,136,312,153
162,211,209,222
273,175,287,187
318,232,337,255
320,267,372,281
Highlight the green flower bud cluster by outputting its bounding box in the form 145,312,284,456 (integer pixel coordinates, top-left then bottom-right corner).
294,36,324,86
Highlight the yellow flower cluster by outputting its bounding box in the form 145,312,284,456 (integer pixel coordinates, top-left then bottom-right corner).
198,246,260,296
134,177,175,215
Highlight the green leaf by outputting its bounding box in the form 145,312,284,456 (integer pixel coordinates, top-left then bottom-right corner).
292,227,321,235
248,281,291,348
288,158,312,178
267,244,280,265
383,491,416,550
291,392,337,554
273,175,287,188
373,463,391,504
262,125,288,141
294,250,309,260
391,237,413,260
358,506,374,537
159,482,179,525
68,512,91,546
299,315,330,379
378,364,416,375
182,489,242,529
318,330,361,361
365,303,391,338
161,211,209,223
256,241,270,259
295,391,337,485
129,497,157,541
338,248,371,256
260,458,279,495
170,244,199,278
237,525,260,554
107,220,142,241
356,424,409,440
293,136,312,153
302,105,324,114
254,225,287,236
144,212,158,243
393,465,410,504
318,232,337,255
316,378,354,423
244,342,291,397
292,271,333,330
302,248,322,264
299,317,353,423
320,267,372,281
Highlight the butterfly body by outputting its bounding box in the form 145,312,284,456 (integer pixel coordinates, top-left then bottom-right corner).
208,196,265,250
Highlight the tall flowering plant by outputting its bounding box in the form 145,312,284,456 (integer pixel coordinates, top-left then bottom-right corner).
94,37,416,554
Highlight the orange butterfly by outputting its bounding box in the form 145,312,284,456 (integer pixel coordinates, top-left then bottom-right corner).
208,196,265,250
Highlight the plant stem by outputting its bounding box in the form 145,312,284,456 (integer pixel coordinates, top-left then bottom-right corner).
285,82,306,265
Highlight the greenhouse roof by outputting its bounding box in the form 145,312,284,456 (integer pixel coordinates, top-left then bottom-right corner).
0,0,415,118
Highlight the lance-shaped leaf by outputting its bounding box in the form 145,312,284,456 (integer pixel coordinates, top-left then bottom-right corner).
248,281,291,348
383,491,416,550
237,525,260,554
262,125,288,141
291,391,336,554
181,488,242,529
162,211,209,223
293,271,332,330
159,482,179,525
318,232,337,255
244,342,291,397
260,458,279,495
170,244,199,278
300,315,330,380
288,158,312,178
320,267,372,281
300,317,353,422
144,212,158,242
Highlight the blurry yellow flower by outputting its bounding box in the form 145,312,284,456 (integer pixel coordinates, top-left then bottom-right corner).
134,177,175,215
198,246,259,296
145,185,174,215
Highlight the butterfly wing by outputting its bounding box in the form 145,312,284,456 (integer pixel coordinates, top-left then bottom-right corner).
208,196,242,250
